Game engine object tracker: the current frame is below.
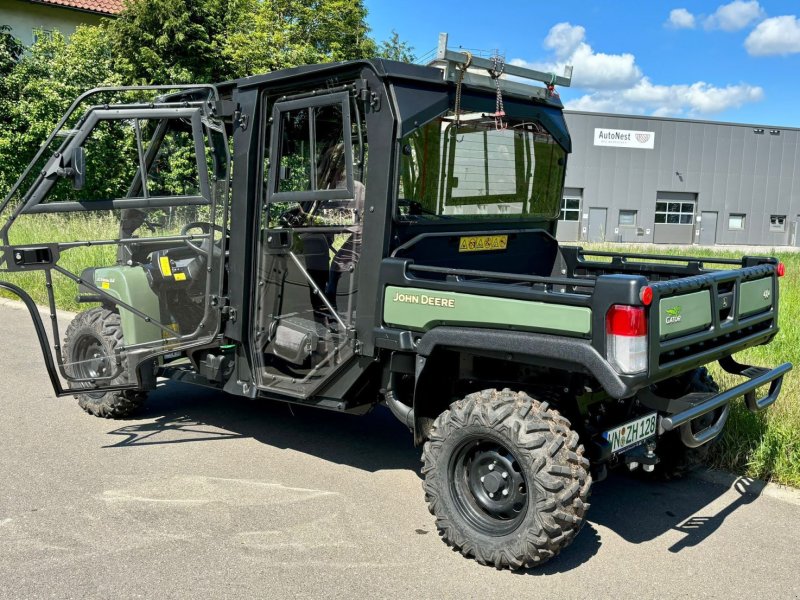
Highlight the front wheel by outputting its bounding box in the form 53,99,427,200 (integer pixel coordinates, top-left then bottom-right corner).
422,389,591,569
63,307,147,419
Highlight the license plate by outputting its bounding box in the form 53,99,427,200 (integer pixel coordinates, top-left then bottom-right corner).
603,413,658,454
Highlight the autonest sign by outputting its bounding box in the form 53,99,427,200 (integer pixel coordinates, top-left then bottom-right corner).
594,128,655,150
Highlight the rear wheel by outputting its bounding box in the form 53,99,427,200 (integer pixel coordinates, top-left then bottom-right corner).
422,389,591,569
651,367,720,479
63,307,147,419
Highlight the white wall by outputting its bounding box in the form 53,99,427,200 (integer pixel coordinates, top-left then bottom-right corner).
0,0,105,46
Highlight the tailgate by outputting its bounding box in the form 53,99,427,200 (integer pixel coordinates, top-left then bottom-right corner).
648,262,779,378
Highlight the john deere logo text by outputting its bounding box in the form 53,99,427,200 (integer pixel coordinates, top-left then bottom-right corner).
392,292,455,308
665,306,682,325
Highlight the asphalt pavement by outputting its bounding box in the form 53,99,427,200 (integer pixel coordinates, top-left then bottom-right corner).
1,301,799,599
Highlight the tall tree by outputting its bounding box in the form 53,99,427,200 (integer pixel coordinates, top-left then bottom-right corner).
222,0,377,78
378,30,415,63
109,0,382,82
0,27,120,194
0,25,23,78
0,25,24,125
0,0,411,196
110,0,232,83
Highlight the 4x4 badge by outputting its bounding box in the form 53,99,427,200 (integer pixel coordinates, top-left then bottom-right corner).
665,306,682,325
763,289,771,300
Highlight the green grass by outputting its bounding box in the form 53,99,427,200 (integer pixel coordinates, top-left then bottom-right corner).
582,243,800,487
1,214,118,310
1,217,798,486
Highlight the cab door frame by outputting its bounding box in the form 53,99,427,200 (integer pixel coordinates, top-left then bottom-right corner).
0,86,231,396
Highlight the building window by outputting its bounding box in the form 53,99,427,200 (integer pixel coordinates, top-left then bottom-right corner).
560,197,580,221
655,201,694,224
770,215,786,232
32,28,54,45
728,213,746,230
619,210,637,227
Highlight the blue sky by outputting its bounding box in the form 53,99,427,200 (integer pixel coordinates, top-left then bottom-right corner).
365,0,800,127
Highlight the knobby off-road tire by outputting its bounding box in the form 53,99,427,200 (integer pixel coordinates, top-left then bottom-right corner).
651,367,720,479
422,389,592,570
63,307,147,418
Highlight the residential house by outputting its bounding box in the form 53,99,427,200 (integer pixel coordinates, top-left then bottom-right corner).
0,0,123,46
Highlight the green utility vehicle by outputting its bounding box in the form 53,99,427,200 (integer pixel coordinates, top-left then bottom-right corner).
0,34,791,569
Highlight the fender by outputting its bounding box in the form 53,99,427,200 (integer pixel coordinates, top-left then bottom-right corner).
414,326,631,399
88,265,163,345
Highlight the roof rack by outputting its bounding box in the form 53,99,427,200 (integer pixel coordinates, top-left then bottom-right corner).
429,33,573,102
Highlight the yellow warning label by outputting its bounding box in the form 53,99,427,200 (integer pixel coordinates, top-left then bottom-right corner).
161,322,181,349
100,281,110,289
159,256,173,277
174,272,187,282
458,235,508,253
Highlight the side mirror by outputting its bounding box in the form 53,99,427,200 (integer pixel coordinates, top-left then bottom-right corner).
72,146,85,190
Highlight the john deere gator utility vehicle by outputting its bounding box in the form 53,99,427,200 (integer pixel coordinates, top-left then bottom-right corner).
0,34,791,569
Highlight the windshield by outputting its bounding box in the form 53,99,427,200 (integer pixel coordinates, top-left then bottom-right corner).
397,111,566,222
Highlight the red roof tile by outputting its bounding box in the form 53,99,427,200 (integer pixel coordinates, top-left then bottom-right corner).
27,0,125,15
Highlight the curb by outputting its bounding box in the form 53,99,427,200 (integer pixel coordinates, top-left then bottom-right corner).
692,468,800,506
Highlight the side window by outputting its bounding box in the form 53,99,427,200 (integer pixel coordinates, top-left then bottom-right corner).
276,107,313,193
266,92,362,228
38,115,207,209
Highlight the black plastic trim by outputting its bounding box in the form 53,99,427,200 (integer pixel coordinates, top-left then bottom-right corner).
416,326,630,398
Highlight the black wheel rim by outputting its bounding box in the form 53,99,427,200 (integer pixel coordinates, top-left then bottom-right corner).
73,334,111,381
449,436,530,536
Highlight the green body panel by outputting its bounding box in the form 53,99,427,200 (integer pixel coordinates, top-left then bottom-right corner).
739,277,773,317
383,286,592,336
94,266,162,346
658,290,712,340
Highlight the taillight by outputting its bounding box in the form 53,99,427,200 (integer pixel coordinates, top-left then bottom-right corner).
777,262,786,277
606,305,648,374
639,286,653,306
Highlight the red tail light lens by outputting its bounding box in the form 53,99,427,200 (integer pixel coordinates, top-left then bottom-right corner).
639,286,653,306
777,262,786,277
606,305,647,337
606,305,648,374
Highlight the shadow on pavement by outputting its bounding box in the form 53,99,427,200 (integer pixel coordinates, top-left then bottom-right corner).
104,382,421,474
104,382,754,572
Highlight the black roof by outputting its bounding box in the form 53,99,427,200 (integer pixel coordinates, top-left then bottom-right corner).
219,58,563,109
220,59,444,92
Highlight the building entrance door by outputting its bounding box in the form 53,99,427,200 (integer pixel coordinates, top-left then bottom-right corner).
587,208,607,242
699,211,717,245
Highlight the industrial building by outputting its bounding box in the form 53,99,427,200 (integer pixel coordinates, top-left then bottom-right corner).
557,111,800,247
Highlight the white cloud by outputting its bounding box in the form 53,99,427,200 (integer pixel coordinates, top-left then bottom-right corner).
704,0,764,31
511,22,765,118
745,15,800,56
514,22,641,90
667,8,696,29
543,22,585,59
565,79,765,117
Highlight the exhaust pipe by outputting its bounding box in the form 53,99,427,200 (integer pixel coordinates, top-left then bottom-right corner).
382,373,414,430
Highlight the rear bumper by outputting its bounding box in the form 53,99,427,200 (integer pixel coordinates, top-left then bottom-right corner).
639,358,792,448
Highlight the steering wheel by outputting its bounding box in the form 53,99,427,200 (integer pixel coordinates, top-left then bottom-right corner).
277,206,307,228
180,221,225,254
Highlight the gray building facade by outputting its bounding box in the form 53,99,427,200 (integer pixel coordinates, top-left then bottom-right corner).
557,111,800,247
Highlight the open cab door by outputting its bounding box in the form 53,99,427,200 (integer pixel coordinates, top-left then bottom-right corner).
0,86,231,397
